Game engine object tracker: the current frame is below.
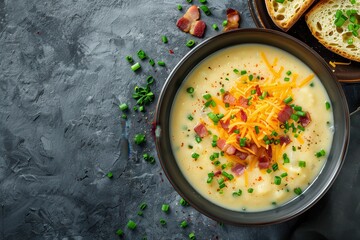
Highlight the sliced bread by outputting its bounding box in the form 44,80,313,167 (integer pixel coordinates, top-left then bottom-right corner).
265,0,315,32
306,0,360,62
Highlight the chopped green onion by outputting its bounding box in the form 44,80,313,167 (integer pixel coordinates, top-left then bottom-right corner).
222,20,228,26
221,164,227,169
294,105,302,111
137,49,147,59
291,114,299,121
233,68,240,74
294,187,302,195
240,70,247,75
310,82,314,87
127,220,137,230
131,62,141,71
161,204,170,212
276,0,285,3
251,89,256,95
119,103,128,111
200,5,211,15
187,87,194,94
272,163,279,171
315,149,326,158
146,76,155,85
134,133,146,144
222,171,234,180
232,189,242,197
179,198,188,206
212,23,219,30
125,55,134,63
274,176,281,185
233,129,240,134
140,203,147,210
186,40,196,48
195,135,202,143
186,0,192,2
350,0,356,3
137,211,143,216
284,77,290,82
191,153,200,159
247,188,254,193
255,126,260,134
177,4,182,10
199,0,207,3
162,35,168,43
187,114,194,121
283,153,290,163
189,232,196,240
180,220,188,228
116,229,124,236
266,169,272,174
158,61,165,66
280,172,288,178
149,58,155,66
121,114,127,119
240,137,247,147
203,93,212,100
295,111,306,117
283,96,293,104
139,105,144,112
207,172,214,183
299,161,306,168
325,101,331,110
160,218,167,225
348,38,354,45
335,15,348,27
286,70,292,76
220,88,226,94
106,172,113,178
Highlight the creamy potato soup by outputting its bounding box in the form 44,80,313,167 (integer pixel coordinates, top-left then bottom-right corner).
170,44,334,212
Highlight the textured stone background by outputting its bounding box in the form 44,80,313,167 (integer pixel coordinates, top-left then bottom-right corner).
0,0,359,239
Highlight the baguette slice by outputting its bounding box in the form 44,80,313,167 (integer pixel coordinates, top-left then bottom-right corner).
265,0,315,32
306,0,360,62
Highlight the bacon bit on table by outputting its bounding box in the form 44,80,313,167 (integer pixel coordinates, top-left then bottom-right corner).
176,5,206,38
194,123,208,138
223,8,240,32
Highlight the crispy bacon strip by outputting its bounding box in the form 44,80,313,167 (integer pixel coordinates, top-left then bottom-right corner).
176,5,206,38
223,8,240,32
194,123,208,138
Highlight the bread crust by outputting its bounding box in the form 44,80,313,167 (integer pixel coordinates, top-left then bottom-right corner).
265,0,315,32
305,0,360,62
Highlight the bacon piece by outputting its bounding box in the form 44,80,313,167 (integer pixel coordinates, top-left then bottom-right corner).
217,138,236,155
258,156,270,169
194,123,208,137
279,135,291,146
184,5,200,22
299,112,312,127
255,85,262,96
240,109,247,122
214,170,222,177
177,6,206,37
237,96,249,108
277,105,293,123
235,150,248,160
223,8,241,32
189,20,206,38
223,92,237,105
176,17,191,32
231,163,246,176
220,119,230,131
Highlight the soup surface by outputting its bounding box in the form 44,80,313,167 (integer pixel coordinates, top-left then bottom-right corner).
170,44,334,212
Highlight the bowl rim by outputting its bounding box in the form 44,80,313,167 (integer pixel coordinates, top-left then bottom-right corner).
155,28,350,225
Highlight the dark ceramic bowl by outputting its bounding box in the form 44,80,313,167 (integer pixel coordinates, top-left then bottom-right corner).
155,28,349,225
